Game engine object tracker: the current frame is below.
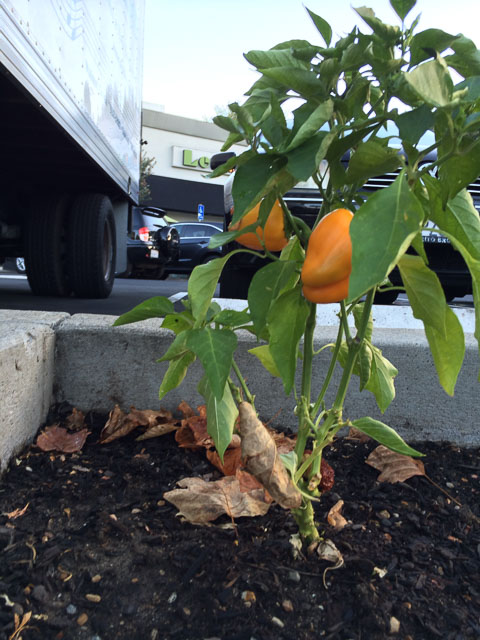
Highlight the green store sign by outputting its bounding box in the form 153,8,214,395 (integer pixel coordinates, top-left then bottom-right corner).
182,149,210,169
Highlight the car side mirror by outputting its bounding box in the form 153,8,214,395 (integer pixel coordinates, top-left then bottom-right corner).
210,152,236,171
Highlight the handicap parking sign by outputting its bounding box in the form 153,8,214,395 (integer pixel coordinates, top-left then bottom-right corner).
197,204,205,221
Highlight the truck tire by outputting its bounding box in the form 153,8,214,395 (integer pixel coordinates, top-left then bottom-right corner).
67,194,116,298
24,195,71,296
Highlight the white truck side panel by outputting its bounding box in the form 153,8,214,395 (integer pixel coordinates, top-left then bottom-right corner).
0,0,144,202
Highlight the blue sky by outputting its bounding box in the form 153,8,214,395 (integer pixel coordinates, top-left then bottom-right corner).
142,0,480,121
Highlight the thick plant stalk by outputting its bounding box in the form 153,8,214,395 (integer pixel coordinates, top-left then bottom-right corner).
292,499,320,544
237,402,301,509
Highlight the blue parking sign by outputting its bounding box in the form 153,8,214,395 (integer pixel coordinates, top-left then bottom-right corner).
197,203,205,221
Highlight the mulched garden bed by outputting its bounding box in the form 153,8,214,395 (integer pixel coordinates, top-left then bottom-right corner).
0,405,479,640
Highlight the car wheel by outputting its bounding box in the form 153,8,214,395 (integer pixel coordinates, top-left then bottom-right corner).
67,194,116,298
15,257,26,274
24,195,72,296
373,289,398,305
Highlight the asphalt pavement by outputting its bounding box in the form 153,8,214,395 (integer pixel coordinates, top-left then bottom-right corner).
0,271,196,315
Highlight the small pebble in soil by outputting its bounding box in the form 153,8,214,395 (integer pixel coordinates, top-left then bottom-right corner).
77,613,88,626
86,593,101,603
66,604,77,615
271,616,285,628
282,599,294,613
167,592,177,604
287,569,301,583
389,616,401,634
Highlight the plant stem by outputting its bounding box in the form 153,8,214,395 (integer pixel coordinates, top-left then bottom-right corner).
231,359,255,407
294,303,317,460
292,498,320,545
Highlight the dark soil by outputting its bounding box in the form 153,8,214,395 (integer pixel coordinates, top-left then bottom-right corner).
0,407,479,640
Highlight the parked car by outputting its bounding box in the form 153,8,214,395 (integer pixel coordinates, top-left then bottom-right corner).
123,206,179,279
211,152,479,304
164,222,223,275
1,257,26,273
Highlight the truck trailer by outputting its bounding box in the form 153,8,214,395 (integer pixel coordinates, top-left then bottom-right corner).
0,0,145,298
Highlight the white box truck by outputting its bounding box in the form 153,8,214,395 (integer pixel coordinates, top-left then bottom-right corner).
0,0,145,297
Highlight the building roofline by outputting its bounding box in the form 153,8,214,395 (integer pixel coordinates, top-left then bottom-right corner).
142,109,245,144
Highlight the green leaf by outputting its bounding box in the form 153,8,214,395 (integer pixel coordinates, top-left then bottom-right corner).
354,7,400,44
188,255,230,323
389,0,416,22
403,58,454,107
158,330,191,362
198,376,238,462
260,67,325,99
346,140,402,184
231,154,294,223
349,172,424,300
244,48,308,71
364,345,398,413
397,254,447,338
438,140,480,202
213,309,251,328
161,311,193,335
158,352,196,401
186,327,237,400
409,28,459,67
396,104,434,145
113,296,174,326
286,133,326,181
285,100,333,151
351,417,423,456
213,115,241,134
424,306,465,396
248,344,281,377
267,286,310,395
306,7,332,46
248,260,298,335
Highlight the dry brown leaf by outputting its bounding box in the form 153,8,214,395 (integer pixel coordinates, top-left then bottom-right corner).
206,446,243,476
327,499,347,530
99,406,136,443
346,427,371,443
366,445,426,483
128,407,174,427
237,402,301,509
36,426,89,453
3,502,29,520
177,401,196,418
65,408,86,431
163,475,271,524
175,414,212,449
136,422,178,441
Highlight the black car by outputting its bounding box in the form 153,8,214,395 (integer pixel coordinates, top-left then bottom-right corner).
164,222,223,275
211,152,479,304
123,206,179,278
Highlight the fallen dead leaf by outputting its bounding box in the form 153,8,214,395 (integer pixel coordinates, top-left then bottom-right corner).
366,445,425,483
163,475,271,524
136,422,178,441
100,406,175,443
177,401,196,418
36,426,90,453
65,408,86,431
327,499,348,530
175,413,212,449
346,427,371,443
206,437,242,475
237,402,301,509
3,502,29,520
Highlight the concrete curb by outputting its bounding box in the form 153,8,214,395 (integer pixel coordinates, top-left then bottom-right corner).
0,303,479,471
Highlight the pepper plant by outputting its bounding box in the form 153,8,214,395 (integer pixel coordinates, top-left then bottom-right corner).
115,0,480,543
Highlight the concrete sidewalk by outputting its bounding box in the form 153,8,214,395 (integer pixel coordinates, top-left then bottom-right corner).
0,303,478,472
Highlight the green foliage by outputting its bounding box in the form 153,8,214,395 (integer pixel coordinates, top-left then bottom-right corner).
116,2,480,544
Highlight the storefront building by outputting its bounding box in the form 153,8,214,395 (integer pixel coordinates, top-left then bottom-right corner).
141,106,245,224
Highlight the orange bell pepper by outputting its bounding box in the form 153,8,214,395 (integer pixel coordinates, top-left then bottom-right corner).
301,208,353,304
229,199,288,252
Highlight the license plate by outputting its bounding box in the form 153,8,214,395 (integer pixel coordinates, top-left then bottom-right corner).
422,220,450,244
150,249,159,259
